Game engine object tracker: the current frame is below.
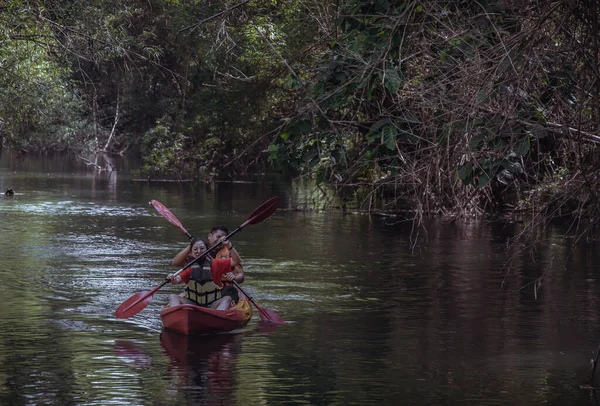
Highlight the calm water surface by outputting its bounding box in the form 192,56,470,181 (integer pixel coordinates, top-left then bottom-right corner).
1,150,600,405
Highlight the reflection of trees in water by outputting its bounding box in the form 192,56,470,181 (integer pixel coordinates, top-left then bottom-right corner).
107,170,118,201
160,330,242,404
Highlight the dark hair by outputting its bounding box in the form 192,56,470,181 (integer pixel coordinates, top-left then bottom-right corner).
189,237,208,250
210,225,228,234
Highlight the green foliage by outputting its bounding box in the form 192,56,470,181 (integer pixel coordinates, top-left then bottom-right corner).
0,6,87,149
4,0,600,222
264,0,591,216
138,123,193,178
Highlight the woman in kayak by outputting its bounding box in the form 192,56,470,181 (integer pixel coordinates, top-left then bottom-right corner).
167,238,240,310
173,224,244,285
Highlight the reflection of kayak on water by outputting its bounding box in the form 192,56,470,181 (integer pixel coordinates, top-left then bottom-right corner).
161,328,241,401
160,297,252,335
160,329,239,366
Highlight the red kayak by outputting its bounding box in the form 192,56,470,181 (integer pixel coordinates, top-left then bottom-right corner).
160,299,252,335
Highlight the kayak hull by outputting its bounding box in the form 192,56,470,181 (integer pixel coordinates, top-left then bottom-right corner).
160,299,252,335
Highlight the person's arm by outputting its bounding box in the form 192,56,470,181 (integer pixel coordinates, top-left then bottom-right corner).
228,244,244,283
229,246,242,268
231,263,244,283
220,239,241,268
220,251,244,284
172,245,191,267
167,267,191,284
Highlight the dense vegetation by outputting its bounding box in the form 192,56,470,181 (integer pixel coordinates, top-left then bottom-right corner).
2,0,600,235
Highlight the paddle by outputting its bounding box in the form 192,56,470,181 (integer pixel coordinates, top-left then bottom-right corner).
149,196,285,324
150,200,194,240
114,196,281,319
231,280,285,324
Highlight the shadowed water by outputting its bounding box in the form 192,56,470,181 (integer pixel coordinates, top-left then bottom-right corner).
1,150,600,405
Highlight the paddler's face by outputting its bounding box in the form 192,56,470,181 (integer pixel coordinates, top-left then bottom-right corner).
208,229,227,245
191,241,208,258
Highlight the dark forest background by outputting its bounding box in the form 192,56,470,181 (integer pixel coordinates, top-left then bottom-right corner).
3,0,600,238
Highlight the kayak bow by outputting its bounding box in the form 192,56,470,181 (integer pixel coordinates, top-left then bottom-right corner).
160,299,252,335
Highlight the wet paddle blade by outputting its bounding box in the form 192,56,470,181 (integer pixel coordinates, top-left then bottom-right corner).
151,200,192,238
248,196,279,219
255,304,285,324
245,196,280,226
232,280,285,324
114,290,154,319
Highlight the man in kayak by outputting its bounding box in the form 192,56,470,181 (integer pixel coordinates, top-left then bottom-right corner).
206,225,244,284
167,237,240,310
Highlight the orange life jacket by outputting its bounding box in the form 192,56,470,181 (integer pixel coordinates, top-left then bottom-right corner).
214,246,230,259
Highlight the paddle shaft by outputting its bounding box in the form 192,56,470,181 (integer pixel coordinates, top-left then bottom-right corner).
231,280,271,320
145,196,284,323
172,225,245,277
119,225,245,315
170,235,278,323
116,197,280,319
123,222,243,312
164,202,275,280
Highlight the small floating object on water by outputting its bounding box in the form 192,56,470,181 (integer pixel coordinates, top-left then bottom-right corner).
5,188,15,196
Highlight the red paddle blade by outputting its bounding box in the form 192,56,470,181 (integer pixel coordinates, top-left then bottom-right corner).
255,304,285,324
151,200,191,236
244,196,280,226
232,280,284,324
115,290,154,319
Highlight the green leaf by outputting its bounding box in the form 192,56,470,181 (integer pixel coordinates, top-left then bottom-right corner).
458,163,475,185
477,172,492,188
357,76,370,89
280,132,290,140
528,124,548,139
384,69,402,94
315,170,325,185
398,130,414,143
365,149,376,162
382,126,397,150
367,80,376,100
303,147,319,166
317,116,329,130
284,76,302,90
367,118,392,142
468,133,487,150
297,119,312,134
368,118,392,134
331,149,343,167
488,136,506,150
514,136,530,156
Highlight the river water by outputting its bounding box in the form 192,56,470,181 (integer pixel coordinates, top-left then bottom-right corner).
1,150,600,405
